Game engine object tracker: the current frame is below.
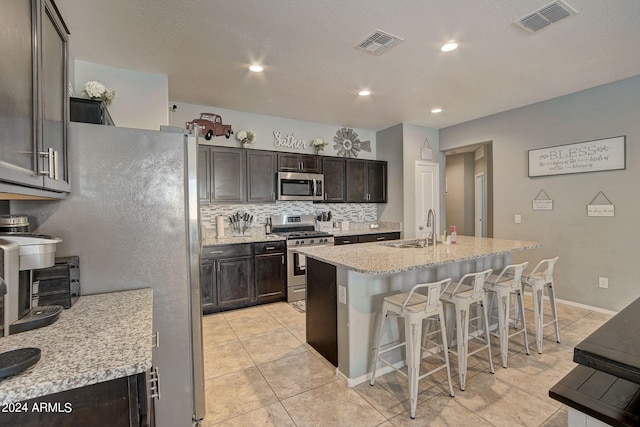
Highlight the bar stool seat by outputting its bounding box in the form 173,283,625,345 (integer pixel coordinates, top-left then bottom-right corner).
521,256,560,353
370,278,455,419
484,262,530,368
440,269,495,390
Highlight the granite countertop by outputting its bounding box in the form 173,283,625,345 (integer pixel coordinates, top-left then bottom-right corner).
0,288,153,404
294,235,540,275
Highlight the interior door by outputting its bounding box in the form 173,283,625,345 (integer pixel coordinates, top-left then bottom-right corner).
414,161,440,239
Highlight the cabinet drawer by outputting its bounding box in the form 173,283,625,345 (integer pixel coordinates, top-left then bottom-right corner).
254,241,286,254
358,232,400,243
202,244,252,259
334,236,356,245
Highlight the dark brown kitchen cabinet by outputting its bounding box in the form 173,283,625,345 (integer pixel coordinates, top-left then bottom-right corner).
211,147,245,203
254,241,286,303
246,150,276,202
346,159,387,203
197,145,211,203
321,157,346,202
277,153,322,173
334,232,400,245
0,0,70,196
0,371,153,427
201,244,254,313
356,232,401,243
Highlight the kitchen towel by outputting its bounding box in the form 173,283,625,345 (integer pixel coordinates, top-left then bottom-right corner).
216,216,225,237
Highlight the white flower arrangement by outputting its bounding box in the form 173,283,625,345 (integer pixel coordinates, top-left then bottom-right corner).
311,138,328,148
236,130,256,145
82,81,115,106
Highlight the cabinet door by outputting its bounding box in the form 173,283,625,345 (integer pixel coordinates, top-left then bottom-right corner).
197,145,211,202
217,255,254,308
40,0,69,192
247,150,276,202
300,154,322,173
322,157,345,202
0,0,42,188
277,153,302,171
346,159,367,202
367,161,387,203
211,147,245,202
255,253,286,302
200,258,217,313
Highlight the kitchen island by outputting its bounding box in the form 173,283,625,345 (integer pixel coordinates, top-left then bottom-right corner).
0,289,153,425
295,236,540,386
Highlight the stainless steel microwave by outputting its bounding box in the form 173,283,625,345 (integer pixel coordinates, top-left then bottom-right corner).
277,172,324,201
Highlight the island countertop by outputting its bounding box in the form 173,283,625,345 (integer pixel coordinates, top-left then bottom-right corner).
295,235,540,275
0,288,153,404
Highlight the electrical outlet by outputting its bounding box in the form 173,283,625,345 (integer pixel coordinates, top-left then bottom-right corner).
514,214,522,224
599,277,609,289
338,286,347,304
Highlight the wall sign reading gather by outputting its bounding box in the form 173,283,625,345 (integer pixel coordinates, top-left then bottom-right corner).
528,136,626,177
273,130,310,150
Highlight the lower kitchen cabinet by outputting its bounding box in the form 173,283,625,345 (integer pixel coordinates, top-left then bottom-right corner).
254,241,286,303
201,242,286,313
334,232,400,245
0,372,153,427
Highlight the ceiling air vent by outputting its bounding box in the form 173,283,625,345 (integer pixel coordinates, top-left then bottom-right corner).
355,30,403,55
515,0,577,33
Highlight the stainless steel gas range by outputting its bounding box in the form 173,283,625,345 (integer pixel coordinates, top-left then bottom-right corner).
270,214,334,302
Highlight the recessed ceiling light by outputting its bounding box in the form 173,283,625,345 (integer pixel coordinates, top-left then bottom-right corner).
358,90,371,96
440,41,458,52
249,64,264,73
431,108,443,114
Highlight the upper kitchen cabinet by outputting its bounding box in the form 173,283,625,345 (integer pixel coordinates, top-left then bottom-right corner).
211,147,245,203
246,150,276,202
277,153,322,173
0,0,70,196
321,157,346,202
346,159,387,203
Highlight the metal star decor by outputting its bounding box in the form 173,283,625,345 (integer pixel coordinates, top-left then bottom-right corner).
333,127,371,158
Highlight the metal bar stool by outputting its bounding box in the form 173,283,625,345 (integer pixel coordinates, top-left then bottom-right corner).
440,269,495,390
369,278,455,419
521,256,560,353
484,262,530,368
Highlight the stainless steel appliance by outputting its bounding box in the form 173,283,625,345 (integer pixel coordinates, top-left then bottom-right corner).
0,215,30,233
0,234,63,337
12,123,205,426
276,172,324,201
270,214,334,301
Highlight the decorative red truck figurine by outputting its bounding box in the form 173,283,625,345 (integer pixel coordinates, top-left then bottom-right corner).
185,113,233,140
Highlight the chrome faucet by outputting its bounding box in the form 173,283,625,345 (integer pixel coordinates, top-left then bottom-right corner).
426,209,437,247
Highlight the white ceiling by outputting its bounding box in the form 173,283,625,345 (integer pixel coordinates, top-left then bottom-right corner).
56,0,640,131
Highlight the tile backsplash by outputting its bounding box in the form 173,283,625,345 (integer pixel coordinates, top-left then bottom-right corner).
201,202,377,230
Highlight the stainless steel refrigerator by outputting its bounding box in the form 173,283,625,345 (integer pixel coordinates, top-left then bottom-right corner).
13,122,206,426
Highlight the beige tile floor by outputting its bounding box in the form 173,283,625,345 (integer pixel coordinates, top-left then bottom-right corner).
201,295,613,427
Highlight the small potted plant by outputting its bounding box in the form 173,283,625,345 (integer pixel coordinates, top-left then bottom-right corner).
236,130,256,148
312,138,328,155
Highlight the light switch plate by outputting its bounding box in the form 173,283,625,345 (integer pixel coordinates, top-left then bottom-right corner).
338,286,347,304
514,214,522,224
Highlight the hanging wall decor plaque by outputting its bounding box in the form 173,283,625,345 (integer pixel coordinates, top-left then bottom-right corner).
528,136,626,178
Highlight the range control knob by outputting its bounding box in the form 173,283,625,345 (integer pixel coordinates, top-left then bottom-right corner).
310,239,315,244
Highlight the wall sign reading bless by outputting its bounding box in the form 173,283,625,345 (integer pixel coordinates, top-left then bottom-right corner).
528,136,626,177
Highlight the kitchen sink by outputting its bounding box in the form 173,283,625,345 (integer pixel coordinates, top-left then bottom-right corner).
380,239,426,249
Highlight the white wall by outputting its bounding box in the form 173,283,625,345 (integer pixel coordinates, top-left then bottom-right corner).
169,102,376,158
73,60,169,130
440,74,640,312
